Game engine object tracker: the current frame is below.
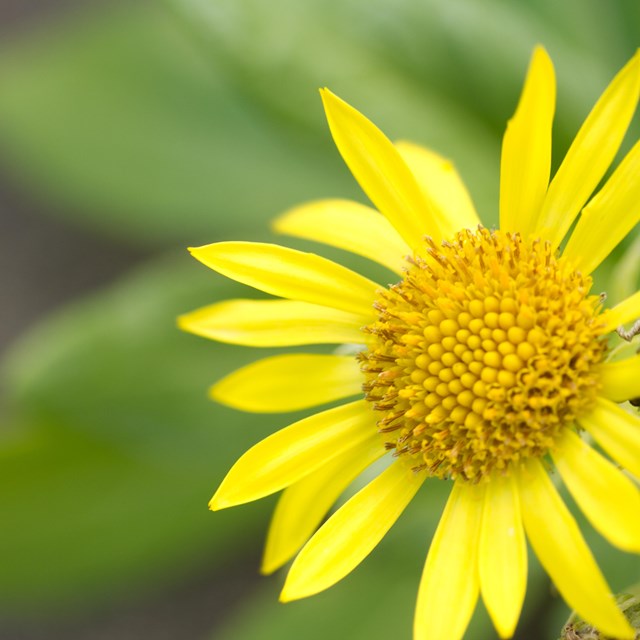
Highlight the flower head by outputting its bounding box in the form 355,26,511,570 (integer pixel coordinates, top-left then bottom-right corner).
180,47,640,639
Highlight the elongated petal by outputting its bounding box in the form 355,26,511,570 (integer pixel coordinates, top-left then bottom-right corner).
273,199,411,275
262,436,384,575
210,400,375,509
415,481,484,640
535,51,640,248
564,139,640,273
517,459,634,639
280,461,424,601
189,241,380,317
479,474,527,639
320,89,449,249
552,429,640,552
500,46,555,236
599,352,640,402
212,354,363,413
395,140,480,233
178,299,371,347
579,397,640,479
601,290,640,334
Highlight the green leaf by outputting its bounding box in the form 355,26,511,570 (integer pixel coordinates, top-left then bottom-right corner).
0,0,498,244
1,0,639,250
0,253,294,615
0,3,358,245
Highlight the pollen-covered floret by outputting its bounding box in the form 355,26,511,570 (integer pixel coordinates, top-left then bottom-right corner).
360,227,607,482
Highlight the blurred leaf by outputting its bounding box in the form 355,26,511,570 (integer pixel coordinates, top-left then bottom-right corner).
0,252,298,615
2,0,638,249
1,0,639,251
609,230,640,304
0,0,500,245
0,3,358,245
0,204,401,617
167,0,639,218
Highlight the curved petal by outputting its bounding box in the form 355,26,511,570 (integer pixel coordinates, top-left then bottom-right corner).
280,461,424,601
395,140,480,233
212,354,363,413
578,397,640,479
601,290,640,334
479,474,527,639
189,241,380,317
320,89,450,250
273,199,411,275
178,299,371,347
552,429,640,552
499,46,555,237
414,480,484,640
535,51,640,248
261,437,385,575
563,138,640,274
599,352,640,402
517,459,634,640
210,400,375,510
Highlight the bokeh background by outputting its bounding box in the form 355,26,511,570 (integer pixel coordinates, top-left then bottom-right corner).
1,1,639,638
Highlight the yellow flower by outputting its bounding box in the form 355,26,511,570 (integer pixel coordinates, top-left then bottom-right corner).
180,47,640,640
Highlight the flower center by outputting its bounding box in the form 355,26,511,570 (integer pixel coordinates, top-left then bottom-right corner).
360,227,607,482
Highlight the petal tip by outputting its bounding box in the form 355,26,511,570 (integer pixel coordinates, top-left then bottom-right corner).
208,382,223,403
175,313,189,330
531,44,551,62
270,206,297,235
280,569,315,603
320,88,344,113
278,585,295,603
176,311,201,333
187,244,210,263
494,620,518,640
259,559,277,576
209,487,232,511
615,618,636,640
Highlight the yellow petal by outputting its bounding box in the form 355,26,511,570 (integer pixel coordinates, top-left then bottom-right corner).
273,199,411,275
395,140,480,233
517,458,634,639
499,46,556,237
535,51,640,248
212,354,363,413
320,89,449,250
601,290,640,334
579,397,640,479
552,429,640,552
280,461,424,601
261,437,384,575
479,474,527,639
178,299,371,347
599,352,640,402
189,241,380,317
210,400,375,510
564,139,640,274
414,480,484,640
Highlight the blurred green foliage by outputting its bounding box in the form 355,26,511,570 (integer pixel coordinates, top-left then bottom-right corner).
0,258,285,613
0,0,639,637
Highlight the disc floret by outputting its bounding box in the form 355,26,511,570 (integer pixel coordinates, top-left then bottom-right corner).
360,227,607,482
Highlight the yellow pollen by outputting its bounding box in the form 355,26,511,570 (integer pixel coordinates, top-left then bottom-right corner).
360,227,607,482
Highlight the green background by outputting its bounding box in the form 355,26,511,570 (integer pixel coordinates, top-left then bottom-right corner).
0,1,638,638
